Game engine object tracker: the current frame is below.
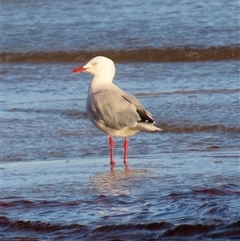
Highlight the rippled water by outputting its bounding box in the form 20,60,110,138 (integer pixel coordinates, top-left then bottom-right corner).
3,0,239,52
2,154,240,240
3,60,239,161
2,0,240,240
2,59,240,240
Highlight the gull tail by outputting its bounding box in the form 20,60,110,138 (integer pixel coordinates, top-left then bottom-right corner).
136,122,162,132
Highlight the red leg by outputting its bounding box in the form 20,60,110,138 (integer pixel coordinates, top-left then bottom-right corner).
123,137,129,164
109,136,115,165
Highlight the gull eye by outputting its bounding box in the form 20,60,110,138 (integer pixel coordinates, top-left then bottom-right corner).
92,62,98,66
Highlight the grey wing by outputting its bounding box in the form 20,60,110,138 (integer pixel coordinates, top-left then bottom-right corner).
87,90,142,129
121,91,155,123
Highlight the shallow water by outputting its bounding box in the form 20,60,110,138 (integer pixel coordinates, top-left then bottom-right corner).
2,0,239,63
3,0,239,52
2,153,240,240
2,59,240,240
2,0,240,240
2,60,240,162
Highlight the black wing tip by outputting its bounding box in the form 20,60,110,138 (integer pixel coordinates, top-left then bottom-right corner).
137,110,155,123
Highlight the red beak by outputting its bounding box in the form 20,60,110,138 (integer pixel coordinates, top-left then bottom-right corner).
72,66,87,73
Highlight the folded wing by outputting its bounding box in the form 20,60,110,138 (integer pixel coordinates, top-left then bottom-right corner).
87,89,156,130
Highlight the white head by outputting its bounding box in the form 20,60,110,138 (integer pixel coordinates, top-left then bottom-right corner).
72,56,116,81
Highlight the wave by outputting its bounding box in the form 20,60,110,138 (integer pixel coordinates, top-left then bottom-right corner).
7,108,87,119
137,88,240,97
192,188,240,196
2,45,239,63
161,123,240,134
6,108,240,134
169,187,240,198
1,216,239,240
1,216,87,233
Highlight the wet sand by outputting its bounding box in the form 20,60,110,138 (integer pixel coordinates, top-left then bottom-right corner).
2,152,239,240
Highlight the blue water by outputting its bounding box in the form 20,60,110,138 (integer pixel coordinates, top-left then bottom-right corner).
2,60,240,161
1,1,240,240
3,0,239,52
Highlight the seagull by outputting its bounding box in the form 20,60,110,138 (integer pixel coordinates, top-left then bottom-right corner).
72,56,161,165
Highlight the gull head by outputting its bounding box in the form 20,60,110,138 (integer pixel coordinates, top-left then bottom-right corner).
72,56,116,79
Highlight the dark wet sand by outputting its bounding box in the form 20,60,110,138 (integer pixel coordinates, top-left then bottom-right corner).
2,152,240,240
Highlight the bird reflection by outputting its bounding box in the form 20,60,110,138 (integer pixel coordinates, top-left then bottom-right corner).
110,163,130,172
90,164,147,197
89,164,151,219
